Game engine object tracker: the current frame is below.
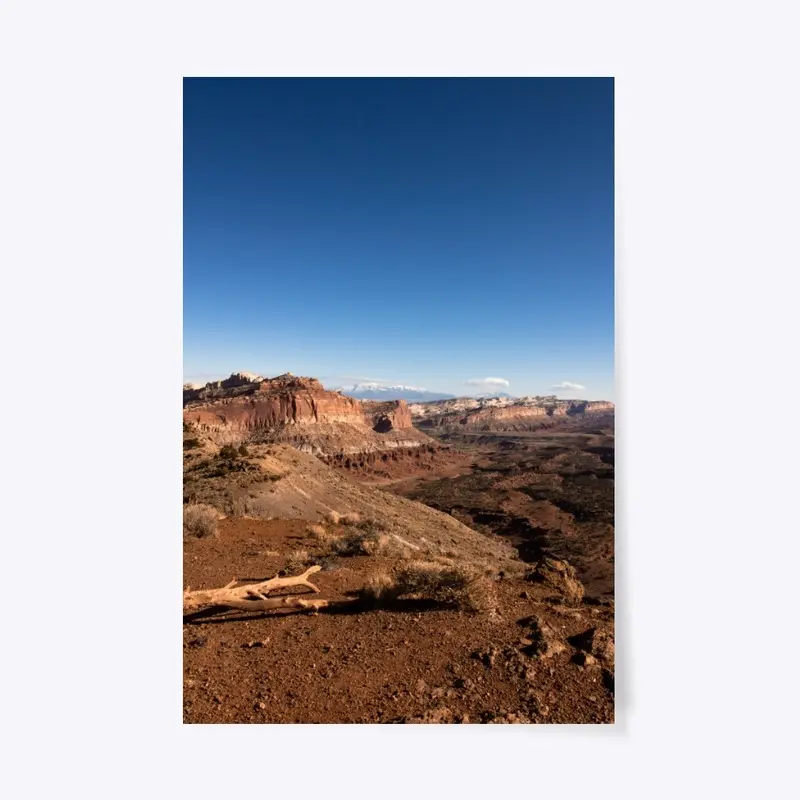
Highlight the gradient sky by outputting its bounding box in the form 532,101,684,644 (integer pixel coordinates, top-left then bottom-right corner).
184,78,614,399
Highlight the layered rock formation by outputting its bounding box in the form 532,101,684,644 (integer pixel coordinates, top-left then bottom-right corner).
183,373,434,463
410,395,614,431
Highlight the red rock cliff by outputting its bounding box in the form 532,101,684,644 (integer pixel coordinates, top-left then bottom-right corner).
183,373,416,436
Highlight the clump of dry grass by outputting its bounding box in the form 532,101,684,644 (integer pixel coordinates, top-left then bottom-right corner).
183,503,219,539
332,520,411,558
285,549,312,573
306,523,338,546
340,511,361,526
361,560,497,613
361,571,399,603
324,510,342,525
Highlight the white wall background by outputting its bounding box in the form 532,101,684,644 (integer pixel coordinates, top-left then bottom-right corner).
1,1,798,798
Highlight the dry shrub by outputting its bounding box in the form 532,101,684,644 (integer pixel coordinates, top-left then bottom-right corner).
333,524,411,558
361,571,401,604
340,511,361,526
363,560,497,613
306,523,337,546
285,549,311,573
325,510,342,525
183,503,219,539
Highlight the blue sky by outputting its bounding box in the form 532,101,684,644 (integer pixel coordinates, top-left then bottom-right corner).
184,78,614,399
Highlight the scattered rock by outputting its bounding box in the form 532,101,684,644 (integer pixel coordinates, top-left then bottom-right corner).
403,707,456,724
521,616,567,659
567,627,615,668
483,711,531,724
187,636,207,648
472,646,499,668
572,651,598,668
528,557,585,606
242,639,270,648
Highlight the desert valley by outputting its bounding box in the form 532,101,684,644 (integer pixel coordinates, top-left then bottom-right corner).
183,372,615,724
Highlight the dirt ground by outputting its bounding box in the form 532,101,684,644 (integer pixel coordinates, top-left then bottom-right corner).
184,518,614,724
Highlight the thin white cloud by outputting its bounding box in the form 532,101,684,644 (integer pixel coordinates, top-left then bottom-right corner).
465,377,510,388
552,381,586,391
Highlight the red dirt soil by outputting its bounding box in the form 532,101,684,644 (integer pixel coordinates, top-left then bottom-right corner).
184,518,614,724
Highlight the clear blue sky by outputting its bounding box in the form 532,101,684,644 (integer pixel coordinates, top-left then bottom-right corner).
184,78,614,399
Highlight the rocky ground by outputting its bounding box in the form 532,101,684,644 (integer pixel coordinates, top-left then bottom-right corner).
184,518,614,724
182,380,615,724
387,423,615,599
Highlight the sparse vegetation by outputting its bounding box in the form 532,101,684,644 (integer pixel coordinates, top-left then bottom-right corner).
361,560,496,612
218,444,239,460
183,503,219,539
285,549,312,573
306,523,337,545
238,443,249,456
324,510,342,525
330,519,411,558
340,511,361,526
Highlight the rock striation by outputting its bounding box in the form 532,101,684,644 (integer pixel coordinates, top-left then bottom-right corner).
409,395,614,431
183,373,434,464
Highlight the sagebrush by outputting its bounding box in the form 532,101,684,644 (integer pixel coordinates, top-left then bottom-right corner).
361,560,496,612
183,503,219,539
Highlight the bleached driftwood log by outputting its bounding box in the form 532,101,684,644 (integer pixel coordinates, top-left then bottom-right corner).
183,565,328,614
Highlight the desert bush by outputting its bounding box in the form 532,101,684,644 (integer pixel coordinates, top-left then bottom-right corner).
365,561,496,612
218,444,239,460
324,510,342,525
238,443,249,456
331,522,411,558
340,511,361,526
183,503,219,539
361,571,401,604
306,523,337,545
285,549,312,573
184,437,200,450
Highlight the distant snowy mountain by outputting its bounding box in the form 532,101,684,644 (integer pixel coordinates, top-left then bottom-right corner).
472,391,516,400
333,382,457,402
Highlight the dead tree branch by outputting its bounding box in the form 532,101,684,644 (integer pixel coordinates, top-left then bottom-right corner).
183,565,328,614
